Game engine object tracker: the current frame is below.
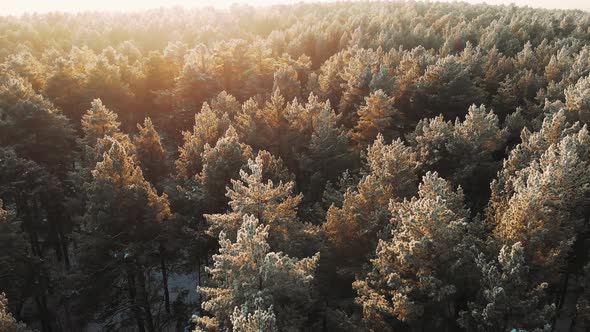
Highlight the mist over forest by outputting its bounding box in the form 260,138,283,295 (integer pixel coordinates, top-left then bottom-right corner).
1,1,590,331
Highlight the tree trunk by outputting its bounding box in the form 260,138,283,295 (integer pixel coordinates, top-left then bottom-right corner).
159,243,171,314
60,229,71,270
137,265,155,332
126,264,146,332
35,295,52,332
197,257,202,304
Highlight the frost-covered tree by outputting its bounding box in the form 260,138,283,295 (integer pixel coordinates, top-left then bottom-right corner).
211,91,241,119
254,150,295,186
80,98,133,167
205,154,307,255
492,123,590,274
296,97,353,199
196,215,319,332
354,172,476,331
489,110,577,213
175,103,231,180
133,117,167,185
230,298,278,332
324,135,419,278
197,126,253,212
81,98,121,147
80,139,171,332
253,88,290,159
564,75,590,124
409,104,506,208
273,64,301,102
0,293,31,332
459,243,555,332
0,73,75,176
413,56,485,120
365,134,420,199
338,48,379,126
352,89,398,148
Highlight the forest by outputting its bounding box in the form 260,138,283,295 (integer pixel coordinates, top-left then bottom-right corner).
1,1,590,331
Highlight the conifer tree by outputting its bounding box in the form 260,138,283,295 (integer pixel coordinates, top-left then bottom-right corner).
254,150,295,185
352,89,398,148
80,139,171,332
489,110,576,215
210,91,241,119
197,126,253,212
253,88,290,158
175,103,231,180
459,243,555,332
273,64,301,102
296,98,353,199
0,73,75,176
409,104,506,208
230,299,278,332
205,153,307,255
44,58,87,126
492,124,590,274
413,56,485,120
338,48,379,126
84,55,135,125
80,98,131,166
0,293,31,332
564,75,590,124
354,172,476,331
324,135,419,278
133,117,167,185
196,215,319,332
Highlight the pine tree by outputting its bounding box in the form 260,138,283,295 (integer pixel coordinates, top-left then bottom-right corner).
413,56,485,120
296,98,353,200
324,135,419,279
44,58,87,126
133,117,167,185
175,103,231,180
354,172,476,331
0,73,75,176
253,88,290,158
564,75,590,124
458,243,555,332
273,64,301,102
196,215,319,331
210,91,241,119
492,124,590,274
80,139,171,332
409,104,506,208
80,98,131,166
489,110,577,215
0,293,31,332
197,126,253,212
230,298,278,332
83,55,135,126
352,89,398,148
0,201,37,331
365,134,419,199
81,99,120,143
205,153,307,256
254,150,295,185
338,48,379,126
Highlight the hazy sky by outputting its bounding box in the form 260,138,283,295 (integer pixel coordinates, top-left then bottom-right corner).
0,0,588,15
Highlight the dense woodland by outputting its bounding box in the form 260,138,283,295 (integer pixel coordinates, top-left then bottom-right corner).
1,1,590,331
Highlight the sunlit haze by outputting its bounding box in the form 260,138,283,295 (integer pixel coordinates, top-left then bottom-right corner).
1,0,589,15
